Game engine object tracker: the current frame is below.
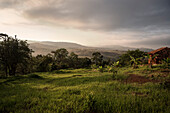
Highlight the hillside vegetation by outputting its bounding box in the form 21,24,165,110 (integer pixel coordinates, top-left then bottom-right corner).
29,41,153,60
0,33,169,113
0,66,169,113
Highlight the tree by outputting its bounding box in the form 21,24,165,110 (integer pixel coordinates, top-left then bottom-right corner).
68,52,79,68
129,56,141,69
37,55,53,72
51,48,69,69
119,49,146,66
91,52,103,66
0,33,33,76
78,57,91,68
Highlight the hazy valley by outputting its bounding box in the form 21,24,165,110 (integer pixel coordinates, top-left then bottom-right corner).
29,41,153,60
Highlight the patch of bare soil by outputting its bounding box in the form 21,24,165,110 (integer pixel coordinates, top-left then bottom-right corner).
124,74,160,84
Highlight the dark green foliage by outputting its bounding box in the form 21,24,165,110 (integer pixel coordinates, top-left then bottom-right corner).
162,58,170,69
37,55,53,72
52,48,69,64
119,49,146,66
0,34,32,76
68,52,79,68
92,52,103,66
77,57,91,68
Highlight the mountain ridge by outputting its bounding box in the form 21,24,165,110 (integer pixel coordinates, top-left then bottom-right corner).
28,41,153,60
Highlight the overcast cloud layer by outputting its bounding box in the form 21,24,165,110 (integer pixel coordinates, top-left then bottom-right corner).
0,0,170,48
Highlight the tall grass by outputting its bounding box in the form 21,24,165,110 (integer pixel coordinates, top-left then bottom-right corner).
0,68,169,113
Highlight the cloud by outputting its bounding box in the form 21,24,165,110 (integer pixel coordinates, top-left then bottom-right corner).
1,0,170,31
0,0,170,48
129,36,170,48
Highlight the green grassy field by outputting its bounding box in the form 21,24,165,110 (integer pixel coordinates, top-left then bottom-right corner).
0,67,170,113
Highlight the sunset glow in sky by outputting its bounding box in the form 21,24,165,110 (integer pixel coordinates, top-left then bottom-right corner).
0,0,170,49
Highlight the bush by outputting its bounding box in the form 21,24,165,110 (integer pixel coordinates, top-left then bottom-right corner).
106,65,114,72
91,64,98,69
97,66,104,73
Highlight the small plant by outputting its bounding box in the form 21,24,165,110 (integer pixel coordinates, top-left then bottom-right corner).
129,55,141,69
113,61,120,67
91,64,98,70
97,66,104,73
106,65,114,72
162,58,170,68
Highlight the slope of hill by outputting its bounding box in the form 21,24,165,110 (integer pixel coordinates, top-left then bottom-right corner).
28,41,153,60
101,45,153,52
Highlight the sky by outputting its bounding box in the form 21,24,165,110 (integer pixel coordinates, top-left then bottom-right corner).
0,0,170,49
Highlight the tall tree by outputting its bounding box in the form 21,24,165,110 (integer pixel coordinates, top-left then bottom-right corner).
51,48,69,69
68,52,78,68
0,33,33,76
92,52,103,66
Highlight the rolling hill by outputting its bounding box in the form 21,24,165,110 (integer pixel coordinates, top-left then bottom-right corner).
28,41,153,60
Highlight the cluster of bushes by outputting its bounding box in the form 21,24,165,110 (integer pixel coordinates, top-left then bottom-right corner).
0,34,113,77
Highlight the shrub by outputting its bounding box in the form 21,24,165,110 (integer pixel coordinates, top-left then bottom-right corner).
91,64,98,69
97,66,104,73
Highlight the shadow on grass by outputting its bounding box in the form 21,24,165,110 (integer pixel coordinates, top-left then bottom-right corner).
51,70,73,74
0,74,44,85
0,72,112,87
45,74,111,86
0,76,27,85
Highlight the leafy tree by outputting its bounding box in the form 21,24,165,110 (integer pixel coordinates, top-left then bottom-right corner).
91,52,103,66
77,57,91,68
37,55,53,72
129,56,141,69
68,52,79,68
51,48,69,69
119,49,146,66
0,33,32,76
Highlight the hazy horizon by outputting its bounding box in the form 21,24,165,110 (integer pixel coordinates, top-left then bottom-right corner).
0,0,170,49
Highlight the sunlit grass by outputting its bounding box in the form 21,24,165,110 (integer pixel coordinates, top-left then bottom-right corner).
0,68,169,113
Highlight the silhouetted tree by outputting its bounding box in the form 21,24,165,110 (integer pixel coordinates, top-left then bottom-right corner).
68,52,79,68
51,48,69,69
119,49,146,66
0,33,33,76
78,57,91,68
92,52,103,66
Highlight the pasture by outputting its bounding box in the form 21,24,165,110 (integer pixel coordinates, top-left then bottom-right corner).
0,66,169,113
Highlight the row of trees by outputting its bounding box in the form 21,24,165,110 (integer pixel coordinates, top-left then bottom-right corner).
1,33,160,77
0,34,110,77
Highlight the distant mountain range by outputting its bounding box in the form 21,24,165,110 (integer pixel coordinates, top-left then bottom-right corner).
28,41,153,60
101,45,153,52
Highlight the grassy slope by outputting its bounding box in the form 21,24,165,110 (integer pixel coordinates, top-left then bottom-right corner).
0,67,169,113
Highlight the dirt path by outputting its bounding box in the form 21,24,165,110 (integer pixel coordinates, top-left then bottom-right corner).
124,74,160,84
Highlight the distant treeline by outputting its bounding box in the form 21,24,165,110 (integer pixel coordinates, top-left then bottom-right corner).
0,33,148,77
